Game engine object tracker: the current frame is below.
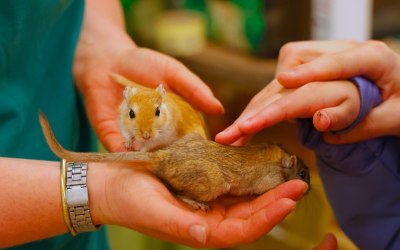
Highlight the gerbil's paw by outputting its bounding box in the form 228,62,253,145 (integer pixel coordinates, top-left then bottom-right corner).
124,140,141,151
124,141,134,151
178,196,210,211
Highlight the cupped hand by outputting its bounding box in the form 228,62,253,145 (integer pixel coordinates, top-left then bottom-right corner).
93,163,307,248
74,37,223,152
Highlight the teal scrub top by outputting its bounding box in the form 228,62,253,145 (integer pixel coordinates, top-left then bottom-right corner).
0,0,109,249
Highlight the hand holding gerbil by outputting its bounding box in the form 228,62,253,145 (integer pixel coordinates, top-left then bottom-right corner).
74,45,224,152
91,162,308,248
39,112,308,247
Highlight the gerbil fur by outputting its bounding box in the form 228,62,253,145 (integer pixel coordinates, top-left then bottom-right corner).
39,112,310,210
111,73,208,152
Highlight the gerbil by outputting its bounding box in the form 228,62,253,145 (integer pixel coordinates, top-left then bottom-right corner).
39,112,310,210
112,73,208,152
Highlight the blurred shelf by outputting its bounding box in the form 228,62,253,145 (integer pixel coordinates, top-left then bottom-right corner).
177,44,277,91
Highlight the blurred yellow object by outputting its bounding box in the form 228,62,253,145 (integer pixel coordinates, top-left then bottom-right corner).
154,10,207,56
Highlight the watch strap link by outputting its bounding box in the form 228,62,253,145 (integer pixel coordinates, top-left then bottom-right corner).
65,162,98,233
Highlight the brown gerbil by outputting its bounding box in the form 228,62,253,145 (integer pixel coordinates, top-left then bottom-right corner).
112,73,208,152
39,112,310,210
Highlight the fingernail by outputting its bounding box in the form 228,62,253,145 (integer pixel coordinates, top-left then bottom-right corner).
314,111,331,131
215,99,225,112
189,225,207,244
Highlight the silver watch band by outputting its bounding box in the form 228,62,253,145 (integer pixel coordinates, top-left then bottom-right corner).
66,162,98,233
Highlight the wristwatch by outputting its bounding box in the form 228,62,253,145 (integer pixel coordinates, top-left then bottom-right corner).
65,161,98,233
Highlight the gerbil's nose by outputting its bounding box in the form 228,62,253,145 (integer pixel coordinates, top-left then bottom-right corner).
143,131,150,140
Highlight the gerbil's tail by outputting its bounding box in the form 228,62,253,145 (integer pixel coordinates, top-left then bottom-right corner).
38,111,151,163
109,73,144,89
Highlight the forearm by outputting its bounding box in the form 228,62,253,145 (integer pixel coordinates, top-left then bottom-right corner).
0,158,66,247
0,157,107,248
74,0,136,90
80,0,133,49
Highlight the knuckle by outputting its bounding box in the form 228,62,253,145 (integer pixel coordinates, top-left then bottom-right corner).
365,41,394,60
366,40,390,52
300,82,319,93
279,42,302,60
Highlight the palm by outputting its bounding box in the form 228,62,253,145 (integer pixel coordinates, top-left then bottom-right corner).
109,164,307,248
78,48,222,152
81,63,125,152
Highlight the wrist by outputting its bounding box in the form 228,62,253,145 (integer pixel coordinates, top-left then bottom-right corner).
86,162,113,225
73,17,136,92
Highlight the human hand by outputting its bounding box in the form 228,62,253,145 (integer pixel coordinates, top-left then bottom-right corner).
215,78,360,145
277,40,400,143
90,163,307,248
216,40,399,145
215,40,362,145
75,46,223,152
73,9,223,152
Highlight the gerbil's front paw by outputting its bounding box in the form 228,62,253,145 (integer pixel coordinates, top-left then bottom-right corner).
178,196,210,211
124,140,141,151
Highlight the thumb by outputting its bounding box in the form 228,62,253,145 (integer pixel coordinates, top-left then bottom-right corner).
312,100,359,133
322,103,398,144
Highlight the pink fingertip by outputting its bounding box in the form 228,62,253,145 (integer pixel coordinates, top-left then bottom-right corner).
238,116,268,135
215,125,242,145
313,111,331,132
277,69,302,84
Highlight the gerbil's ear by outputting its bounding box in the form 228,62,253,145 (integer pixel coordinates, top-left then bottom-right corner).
123,86,137,101
156,84,166,99
282,155,297,168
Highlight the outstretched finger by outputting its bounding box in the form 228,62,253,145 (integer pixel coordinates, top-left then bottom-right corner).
277,41,397,88
117,48,224,115
226,180,308,219
237,82,352,135
209,198,296,247
214,123,245,145
276,40,359,75
164,61,225,115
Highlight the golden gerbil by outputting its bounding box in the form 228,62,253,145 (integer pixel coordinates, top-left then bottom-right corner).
39,112,310,210
111,73,208,152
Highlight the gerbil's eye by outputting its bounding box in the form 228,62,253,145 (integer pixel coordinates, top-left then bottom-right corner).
155,107,161,117
298,169,308,180
129,109,136,119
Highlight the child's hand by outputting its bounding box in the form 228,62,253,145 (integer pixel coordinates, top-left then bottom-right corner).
215,78,360,145
277,40,400,143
